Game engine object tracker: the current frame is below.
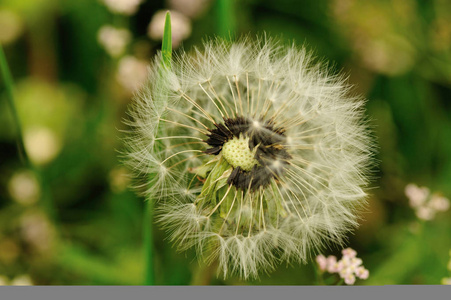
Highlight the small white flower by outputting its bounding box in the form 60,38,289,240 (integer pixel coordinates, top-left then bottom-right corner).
428,195,450,212
405,183,429,208
316,247,369,285
416,206,435,221
8,170,40,205
125,37,373,279
326,256,341,273
116,55,149,93
0,9,24,44
316,254,327,271
97,25,131,58
405,183,449,221
20,211,55,252
167,0,212,19
102,0,143,15
355,266,369,280
148,10,191,47
343,273,356,285
342,247,357,258
24,126,61,165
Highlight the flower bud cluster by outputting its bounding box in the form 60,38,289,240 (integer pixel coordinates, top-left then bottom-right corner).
405,183,450,221
316,248,369,285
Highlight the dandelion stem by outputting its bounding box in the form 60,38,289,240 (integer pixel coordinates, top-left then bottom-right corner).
0,44,29,165
143,11,173,286
143,199,155,285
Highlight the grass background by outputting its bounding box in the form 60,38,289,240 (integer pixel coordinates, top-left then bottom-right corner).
1,0,451,285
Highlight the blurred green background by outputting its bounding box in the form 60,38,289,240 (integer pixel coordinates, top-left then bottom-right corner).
1,0,451,285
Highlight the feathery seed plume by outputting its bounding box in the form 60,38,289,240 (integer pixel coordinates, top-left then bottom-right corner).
124,37,374,279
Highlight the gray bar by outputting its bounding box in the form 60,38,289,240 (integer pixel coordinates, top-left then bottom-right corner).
0,286,450,300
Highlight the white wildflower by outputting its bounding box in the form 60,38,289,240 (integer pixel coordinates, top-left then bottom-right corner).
316,247,369,285
167,0,212,19
24,126,61,165
125,37,374,279
405,183,450,221
0,9,24,44
20,211,55,252
316,254,327,271
97,25,131,58
148,10,191,48
405,183,429,208
8,170,40,205
428,195,450,212
116,55,149,93
102,0,143,15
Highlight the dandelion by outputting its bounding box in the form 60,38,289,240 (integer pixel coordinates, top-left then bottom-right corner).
124,37,373,279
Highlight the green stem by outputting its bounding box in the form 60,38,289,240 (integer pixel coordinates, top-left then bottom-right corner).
313,263,325,285
0,44,30,165
1,44,58,223
216,0,236,39
142,11,173,285
144,199,155,285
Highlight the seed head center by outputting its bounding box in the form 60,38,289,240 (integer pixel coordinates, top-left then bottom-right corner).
222,135,258,171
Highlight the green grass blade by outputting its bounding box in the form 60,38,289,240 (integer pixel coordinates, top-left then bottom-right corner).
161,11,172,69
0,44,30,165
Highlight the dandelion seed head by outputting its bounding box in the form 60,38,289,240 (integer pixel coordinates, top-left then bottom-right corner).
222,135,259,171
124,36,374,279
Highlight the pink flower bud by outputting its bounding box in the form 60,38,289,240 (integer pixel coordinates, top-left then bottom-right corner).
429,195,450,212
344,273,356,285
342,247,357,258
356,266,369,279
316,254,327,272
405,184,429,207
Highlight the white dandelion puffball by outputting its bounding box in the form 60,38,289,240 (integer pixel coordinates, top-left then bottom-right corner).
125,37,373,279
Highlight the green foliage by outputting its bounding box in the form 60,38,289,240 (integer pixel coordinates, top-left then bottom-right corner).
0,0,450,285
